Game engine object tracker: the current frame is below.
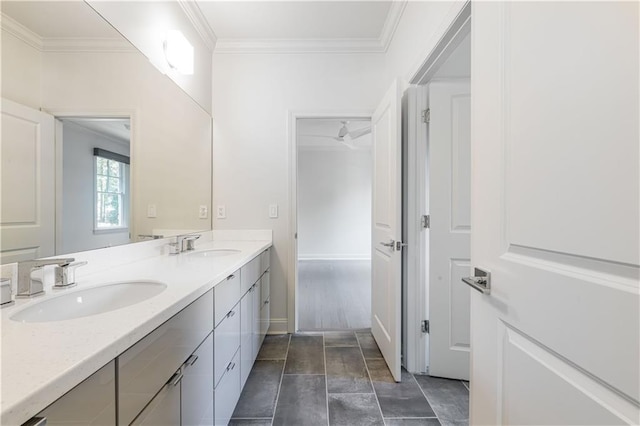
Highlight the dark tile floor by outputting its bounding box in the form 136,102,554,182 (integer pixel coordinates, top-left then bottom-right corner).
231,332,469,426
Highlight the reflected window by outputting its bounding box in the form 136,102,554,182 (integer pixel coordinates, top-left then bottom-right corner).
94,148,129,231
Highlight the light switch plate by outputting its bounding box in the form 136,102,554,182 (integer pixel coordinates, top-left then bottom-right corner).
269,204,278,218
216,205,226,219
199,205,208,219
147,204,157,218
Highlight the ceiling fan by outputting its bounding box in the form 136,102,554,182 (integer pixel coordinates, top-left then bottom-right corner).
301,121,371,150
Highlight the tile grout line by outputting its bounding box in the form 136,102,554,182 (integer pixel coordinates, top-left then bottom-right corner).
411,373,443,425
356,332,387,426
323,332,330,426
270,334,291,426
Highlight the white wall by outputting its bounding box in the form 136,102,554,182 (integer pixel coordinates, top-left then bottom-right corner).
298,145,371,260
61,122,130,253
212,53,386,331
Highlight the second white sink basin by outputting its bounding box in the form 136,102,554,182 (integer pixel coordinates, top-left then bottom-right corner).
10,281,167,323
187,249,241,258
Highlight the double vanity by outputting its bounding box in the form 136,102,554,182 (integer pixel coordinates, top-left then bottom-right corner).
0,230,272,426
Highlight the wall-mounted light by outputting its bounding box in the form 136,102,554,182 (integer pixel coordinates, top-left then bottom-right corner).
163,30,194,75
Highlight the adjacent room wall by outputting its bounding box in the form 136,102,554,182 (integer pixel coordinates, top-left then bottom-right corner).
297,144,372,260
61,122,130,253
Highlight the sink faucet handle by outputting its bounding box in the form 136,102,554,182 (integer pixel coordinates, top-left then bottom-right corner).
17,257,76,298
53,261,88,289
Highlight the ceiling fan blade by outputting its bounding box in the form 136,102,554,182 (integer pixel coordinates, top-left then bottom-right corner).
339,139,357,150
300,134,339,140
349,126,371,140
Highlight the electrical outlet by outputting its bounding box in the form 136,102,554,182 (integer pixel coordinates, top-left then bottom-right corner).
216,205,226,219
147,204,157,218
269,204,278,219
199,205,208,219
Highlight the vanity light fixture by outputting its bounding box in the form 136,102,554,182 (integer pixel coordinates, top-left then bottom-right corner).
163,30,194,75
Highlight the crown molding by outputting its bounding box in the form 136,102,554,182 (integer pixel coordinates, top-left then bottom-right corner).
212,1,407,55
178,0,217,52
1,12,135,53
1,13,43,50
42,38,135,53
379,0,408,52
214,38,385,54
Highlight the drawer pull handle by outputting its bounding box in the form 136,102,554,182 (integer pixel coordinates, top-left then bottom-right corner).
226,361,236,371
227,310,236,318
227,274,235,280
168,370,183,387
186,355,199,366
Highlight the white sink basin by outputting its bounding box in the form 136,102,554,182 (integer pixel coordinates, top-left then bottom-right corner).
10,281,167,323
187,249,241,258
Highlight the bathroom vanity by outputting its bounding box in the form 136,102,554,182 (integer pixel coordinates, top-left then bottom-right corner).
1,231,272,426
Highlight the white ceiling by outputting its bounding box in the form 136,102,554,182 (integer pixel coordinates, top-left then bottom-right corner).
198,1,392,40
64,118,131,145
1,1,121,39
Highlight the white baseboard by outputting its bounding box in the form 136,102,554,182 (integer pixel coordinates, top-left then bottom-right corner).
267,318,289,334
298,254,371,261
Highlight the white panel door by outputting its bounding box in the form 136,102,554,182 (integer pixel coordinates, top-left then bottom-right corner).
427,80,471,380
471,2,639,425
1,99,55,263
371,80,403,382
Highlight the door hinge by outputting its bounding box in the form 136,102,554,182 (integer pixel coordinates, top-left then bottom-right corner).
421,320,430,333
421,108,430,124
421,215,430,229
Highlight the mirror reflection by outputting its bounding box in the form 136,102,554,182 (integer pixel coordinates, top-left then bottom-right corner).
0,1,213,264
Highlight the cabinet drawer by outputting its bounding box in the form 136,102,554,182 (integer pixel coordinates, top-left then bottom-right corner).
214,301,241,386
118,289,214,426
240,288,254,389
260,296,270,345
35,361,116,425
214,349,241,426
240,255,261,294
260,270,270,305
183,332,214,426
260,248,270,274
215,270,241,327
130,370,181,426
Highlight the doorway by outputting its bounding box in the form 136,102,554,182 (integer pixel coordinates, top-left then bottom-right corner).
295,117,372,331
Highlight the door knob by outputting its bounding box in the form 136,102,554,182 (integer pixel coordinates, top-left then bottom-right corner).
462,267,491,294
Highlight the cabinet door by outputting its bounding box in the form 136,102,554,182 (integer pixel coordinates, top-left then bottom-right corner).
240,286,255,388
131,370,181,426
260,296,270,346
252,277,262,361
214,349,241,426
214,301,241,386
182,332,214,426
35,361,116,425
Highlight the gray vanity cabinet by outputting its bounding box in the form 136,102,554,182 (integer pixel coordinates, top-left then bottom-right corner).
130,369,182,426
32,361,116,425
119,288,214,425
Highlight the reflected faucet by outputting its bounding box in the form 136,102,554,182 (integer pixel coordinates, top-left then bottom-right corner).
169,234,201,255
17,258,75,298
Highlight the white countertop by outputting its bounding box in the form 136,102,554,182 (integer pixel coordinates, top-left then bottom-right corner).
0,235,271,425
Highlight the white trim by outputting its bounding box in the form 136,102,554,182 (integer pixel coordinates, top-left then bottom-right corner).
409,1,471,85
267,318,289,335
379,1,408,52
288,110,373,334
403,85,429,374
177,0,217,52
0,12,134,53
215,38,385,54
214,1,407,55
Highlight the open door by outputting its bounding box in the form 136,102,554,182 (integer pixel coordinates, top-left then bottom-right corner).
1,99,56,263
371,80,403,382
471,2,639,424
427,80,471,380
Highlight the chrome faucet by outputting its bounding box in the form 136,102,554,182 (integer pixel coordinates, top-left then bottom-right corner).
17,258,75,298
169,234,201,255
53,261,88,290
1,278,14,308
